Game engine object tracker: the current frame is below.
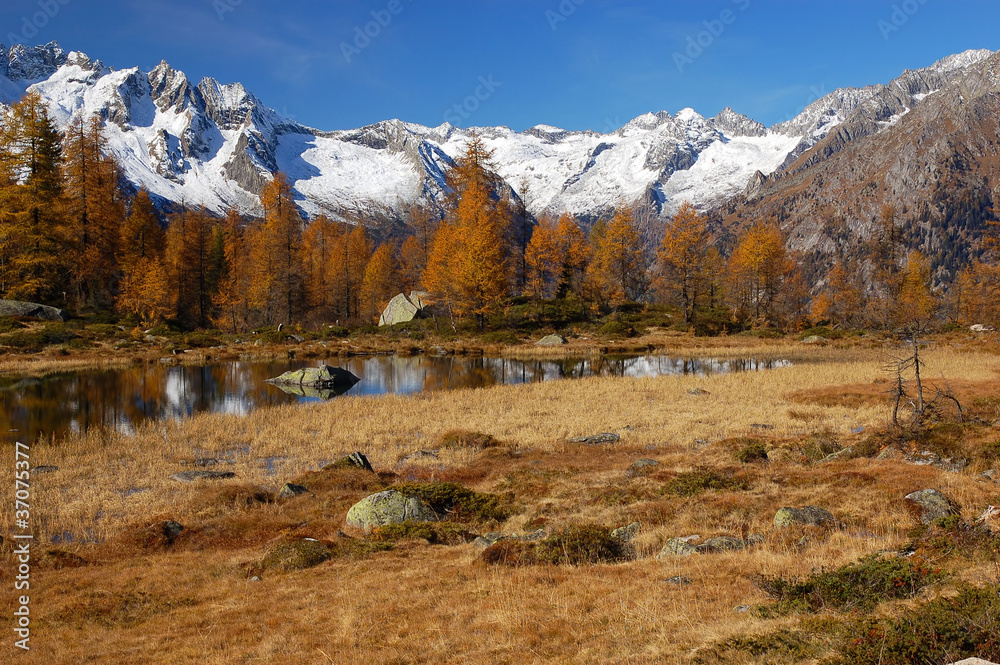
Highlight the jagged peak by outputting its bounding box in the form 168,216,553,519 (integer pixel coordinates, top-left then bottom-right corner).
4,41,67,81
929,48,995,74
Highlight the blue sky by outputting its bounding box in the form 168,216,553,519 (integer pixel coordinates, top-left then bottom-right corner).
2,0,998,132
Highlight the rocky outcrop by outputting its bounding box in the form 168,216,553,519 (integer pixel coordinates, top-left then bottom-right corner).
0,299,68,322
345,490,439,530
535,334,567,346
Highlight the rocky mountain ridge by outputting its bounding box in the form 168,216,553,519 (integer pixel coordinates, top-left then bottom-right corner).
0,42,995,231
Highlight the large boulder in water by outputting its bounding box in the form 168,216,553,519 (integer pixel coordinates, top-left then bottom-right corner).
0,299,68,322
266,365,360,396
346,490,438,530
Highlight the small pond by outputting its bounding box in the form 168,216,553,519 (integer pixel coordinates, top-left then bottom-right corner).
0,354,789,443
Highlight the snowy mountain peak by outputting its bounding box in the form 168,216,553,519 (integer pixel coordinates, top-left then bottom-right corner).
1,43,997,226
713,107,767,138
3,41,66,81
929,48,995,74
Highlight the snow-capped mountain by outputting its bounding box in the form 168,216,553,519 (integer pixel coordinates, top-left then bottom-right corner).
0,42,995,223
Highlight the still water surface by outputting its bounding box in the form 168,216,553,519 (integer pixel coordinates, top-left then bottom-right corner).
1,354,789,442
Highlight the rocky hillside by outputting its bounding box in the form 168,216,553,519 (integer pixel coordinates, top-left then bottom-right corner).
4,42,993,226
725,50,1000,285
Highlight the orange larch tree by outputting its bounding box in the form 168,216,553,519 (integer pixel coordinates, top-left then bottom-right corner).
657,202,709,323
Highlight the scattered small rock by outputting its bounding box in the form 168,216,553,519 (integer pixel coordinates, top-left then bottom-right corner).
750,423,774,431
904,489,960,525
687,388,710,396
535,334,567,346
569,433,620,445
346,451,374,472
800,335,826,344
288,334,305,343
773,506,836,528
277,483,310,499
159,357,179,365
170,470,236,483
734,605,751,613
31,465,59,474
656,538,699,558
665,576,692,586
982,469,997,481
324,451,375,472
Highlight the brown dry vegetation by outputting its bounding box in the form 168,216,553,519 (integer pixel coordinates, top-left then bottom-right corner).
2,341,1000,663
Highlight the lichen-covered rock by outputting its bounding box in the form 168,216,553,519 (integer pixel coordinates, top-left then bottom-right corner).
697,536,745,553
346,490,438,530
535,334,567,346
905,489,960,524
656,538,698,558
773,505,836,528
611,522,641,543
379,293,425,326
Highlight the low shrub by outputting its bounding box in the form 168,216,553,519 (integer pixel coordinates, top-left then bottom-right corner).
752,554,945,616
598,320,641,339
480,330,520,345
663,468,749,497
829,583,1000,665
371,521,474,545
481,524,631,566
693,628,821,665
437,429,501,449
733,440,769,464
0,317,25,333
394,481,514,523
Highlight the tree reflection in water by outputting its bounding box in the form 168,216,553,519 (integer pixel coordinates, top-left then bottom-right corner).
0,355,790,443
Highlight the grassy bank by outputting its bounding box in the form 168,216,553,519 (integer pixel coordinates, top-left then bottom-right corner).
1,343,999,663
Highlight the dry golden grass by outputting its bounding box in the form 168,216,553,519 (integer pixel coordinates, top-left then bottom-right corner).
2,342,1000,663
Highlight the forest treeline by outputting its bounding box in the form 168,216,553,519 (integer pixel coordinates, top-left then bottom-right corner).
2,92,999,334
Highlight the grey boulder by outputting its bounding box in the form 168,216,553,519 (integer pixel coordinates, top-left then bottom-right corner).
0,299,68,322
773,506,836,528
346,490,438,530
905,489,960,524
